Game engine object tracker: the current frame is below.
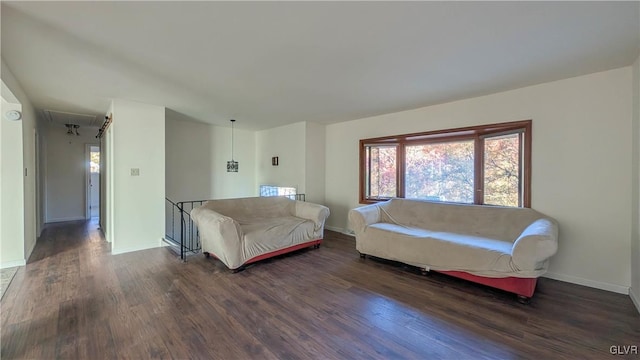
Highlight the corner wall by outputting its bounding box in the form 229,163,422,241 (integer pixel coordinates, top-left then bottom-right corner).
110,99,166,255
1,59,40,268
102,102,114,244
325,67,633,294
256,122,306,194
165,111,256,202
255,121,326,204
0,96,24,268
631,54,640,311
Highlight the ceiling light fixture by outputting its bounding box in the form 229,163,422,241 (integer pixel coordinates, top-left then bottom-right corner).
226,119,238,172
65,123,80,136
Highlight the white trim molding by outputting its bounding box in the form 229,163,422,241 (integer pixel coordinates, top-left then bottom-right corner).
324,225,343,233
111,243,159,256
543,272,630,295
630,288,640,314
25,236,37,260
45,216,87,223
1,259,26,269
325,226,355,236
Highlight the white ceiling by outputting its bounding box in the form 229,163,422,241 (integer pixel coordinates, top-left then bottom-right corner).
42,109,100,129
1,1,638,130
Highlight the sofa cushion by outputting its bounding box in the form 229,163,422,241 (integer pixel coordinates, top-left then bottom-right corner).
365,223,517,275
381,199,544,242
242,216,316,260
203,196,294,220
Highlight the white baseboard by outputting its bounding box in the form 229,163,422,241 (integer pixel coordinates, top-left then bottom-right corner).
1,260,26,269
160,238,174,247
325,226,354,236
111,243,159,255
543,272,630,295
45,216,86,223
25,237,37,260
630,288,640,314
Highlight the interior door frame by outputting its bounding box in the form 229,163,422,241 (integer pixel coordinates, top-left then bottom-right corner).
85,143,100,219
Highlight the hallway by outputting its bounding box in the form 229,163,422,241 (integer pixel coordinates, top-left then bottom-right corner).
0,219,187,359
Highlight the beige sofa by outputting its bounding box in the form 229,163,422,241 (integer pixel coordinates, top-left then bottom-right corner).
192,196,330,271
348,198,558,300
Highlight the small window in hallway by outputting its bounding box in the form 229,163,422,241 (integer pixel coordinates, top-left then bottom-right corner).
88,145,101,219
90,148,100,173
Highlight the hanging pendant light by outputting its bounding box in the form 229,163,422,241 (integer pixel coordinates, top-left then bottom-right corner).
65,123,80,136
227,119,239,172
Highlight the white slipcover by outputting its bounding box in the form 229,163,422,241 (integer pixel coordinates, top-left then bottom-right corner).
348,199,558,278
192,196,330,270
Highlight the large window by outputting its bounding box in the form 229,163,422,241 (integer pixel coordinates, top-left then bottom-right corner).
360,120,531,207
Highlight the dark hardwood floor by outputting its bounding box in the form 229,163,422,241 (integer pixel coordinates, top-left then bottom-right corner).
1,220,639,359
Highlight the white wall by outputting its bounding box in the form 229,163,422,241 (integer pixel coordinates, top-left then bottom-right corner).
305,122,326,205
325,67,633,294
100,113,108,235
255,121,327,204
44,125,99,222
0,97,25,268
1,59,40,268
21,104,38,264
256,122,306,194
110,99,166,255
166,116,326,206
165,110,256,202
631,54,640,311
0,99,3,262
36,120,46,236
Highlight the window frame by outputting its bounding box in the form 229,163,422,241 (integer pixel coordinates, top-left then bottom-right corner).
359,120,532,207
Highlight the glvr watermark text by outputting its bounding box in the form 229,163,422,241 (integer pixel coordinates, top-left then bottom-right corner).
610,345,638,355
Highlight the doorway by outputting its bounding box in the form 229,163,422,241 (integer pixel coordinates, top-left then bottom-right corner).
86,145,100,220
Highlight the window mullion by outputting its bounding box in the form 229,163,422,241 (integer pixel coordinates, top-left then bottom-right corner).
367,146,372,200
518,132,523,207
474,136,484,205
359,141,365,202
523,123,532,208
397,142,405,198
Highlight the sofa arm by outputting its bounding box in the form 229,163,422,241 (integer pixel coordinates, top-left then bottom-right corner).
511,218,559,271
348,203,382,235
294,201,330,231
191,206,244,267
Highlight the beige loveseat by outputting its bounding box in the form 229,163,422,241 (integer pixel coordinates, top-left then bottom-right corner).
348,198,558,300
192,196,330,271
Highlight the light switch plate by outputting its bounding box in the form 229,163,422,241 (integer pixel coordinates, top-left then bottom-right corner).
131,168,140,176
